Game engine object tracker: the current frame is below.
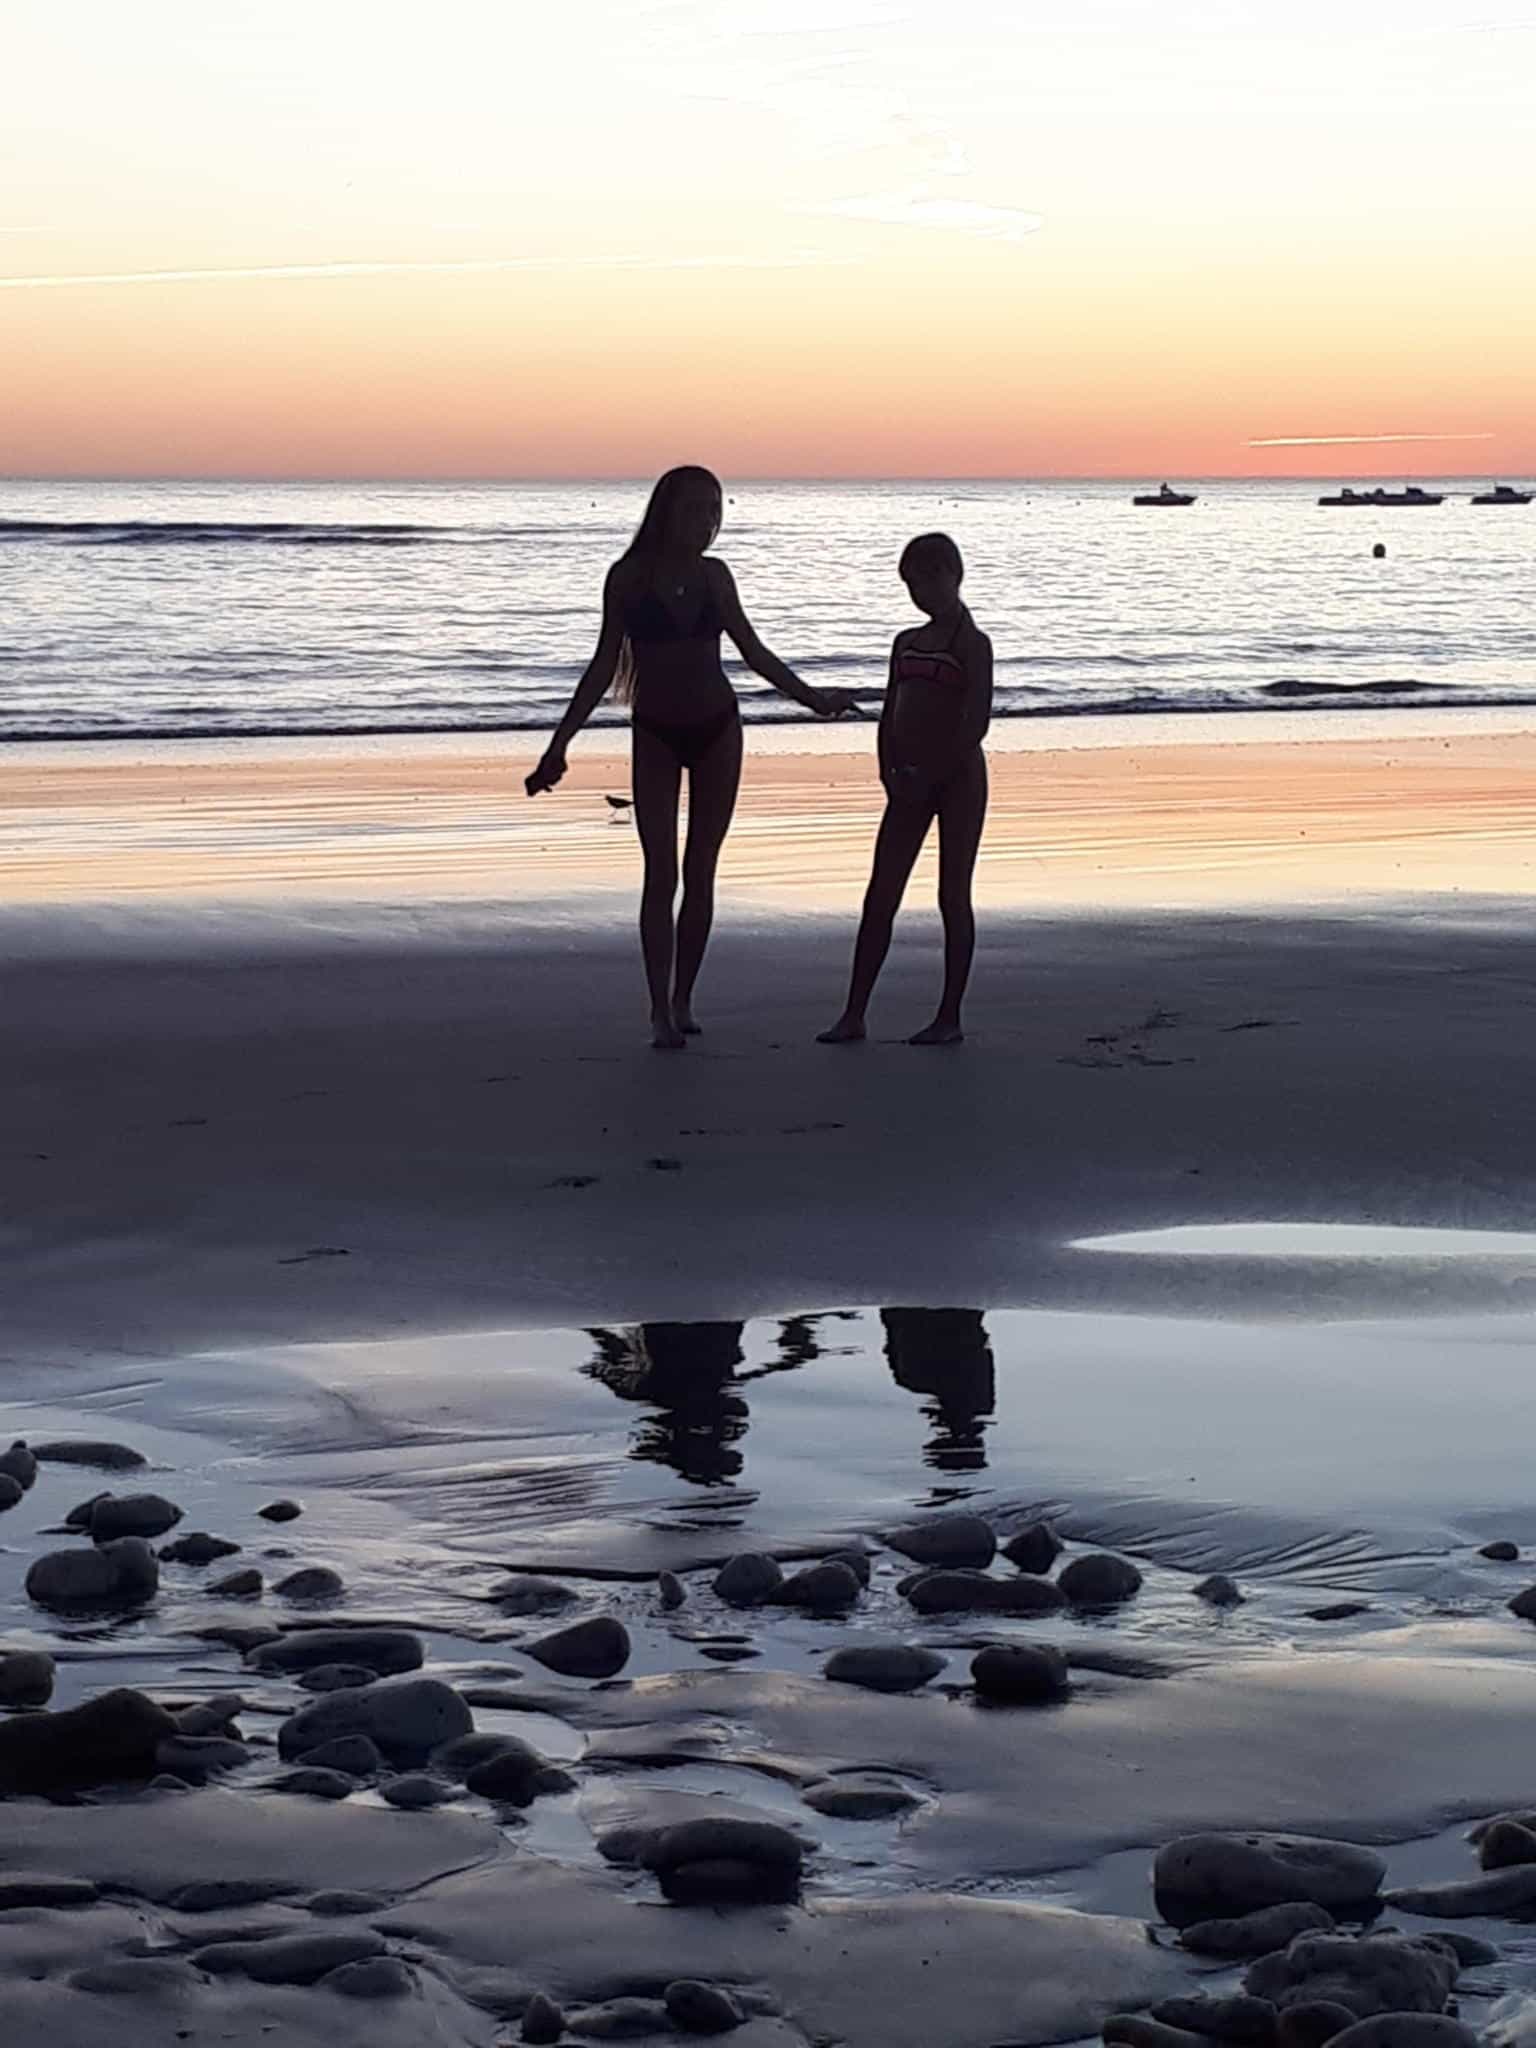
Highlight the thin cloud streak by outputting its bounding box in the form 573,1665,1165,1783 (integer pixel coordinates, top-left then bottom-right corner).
809,192,1044,242
1250,431,1496,447
0,251,852,292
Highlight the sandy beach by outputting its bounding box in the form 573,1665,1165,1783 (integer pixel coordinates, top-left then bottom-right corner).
8,718,1536,2045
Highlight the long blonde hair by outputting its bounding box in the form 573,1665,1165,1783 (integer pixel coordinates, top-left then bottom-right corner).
612,465,723,704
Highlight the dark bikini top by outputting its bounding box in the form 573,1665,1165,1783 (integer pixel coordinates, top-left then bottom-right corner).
622,576,723,645
893,612,968,687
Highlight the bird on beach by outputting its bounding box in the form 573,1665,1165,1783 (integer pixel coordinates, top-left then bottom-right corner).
605,794,633,814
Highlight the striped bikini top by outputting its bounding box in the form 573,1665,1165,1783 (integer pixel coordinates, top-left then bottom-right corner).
894,613,968,687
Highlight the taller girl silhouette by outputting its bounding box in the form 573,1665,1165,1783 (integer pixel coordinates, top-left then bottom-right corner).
529,467,851,1046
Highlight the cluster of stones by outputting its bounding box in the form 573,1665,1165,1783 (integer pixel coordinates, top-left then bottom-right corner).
7,1435,318,1621
519,1980,756,2041
2,1437,640,1819
1099,1828,1505,2048
697,1510,1150,1708
16,1431,1536,2036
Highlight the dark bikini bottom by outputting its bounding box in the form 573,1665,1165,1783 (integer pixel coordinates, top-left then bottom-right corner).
633,703,740,771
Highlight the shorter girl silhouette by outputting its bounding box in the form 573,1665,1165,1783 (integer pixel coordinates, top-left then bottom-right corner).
820,533,992,1046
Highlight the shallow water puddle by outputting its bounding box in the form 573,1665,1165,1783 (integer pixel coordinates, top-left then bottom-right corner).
12,1296,1536,1719
204,1300,1536,1583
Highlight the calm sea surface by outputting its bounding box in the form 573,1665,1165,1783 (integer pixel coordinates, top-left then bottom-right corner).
2,477,1531,742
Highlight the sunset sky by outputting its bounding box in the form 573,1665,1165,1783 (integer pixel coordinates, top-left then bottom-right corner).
4,0,1534,478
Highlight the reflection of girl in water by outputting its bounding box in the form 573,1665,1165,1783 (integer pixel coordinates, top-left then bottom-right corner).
585,1321,748,1485
881,1307,995,1472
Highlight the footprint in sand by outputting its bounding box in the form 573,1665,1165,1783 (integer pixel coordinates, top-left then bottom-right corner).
168,1115,208,1128
1221,1018,1300,1034
1066,1007,1198,1069
1124,1045,1196,1069
548,1175,599,1190
647,1157,684,1173
277,1246,351,1265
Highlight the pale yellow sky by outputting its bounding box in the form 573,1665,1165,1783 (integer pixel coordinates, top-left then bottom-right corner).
4,0,1534,476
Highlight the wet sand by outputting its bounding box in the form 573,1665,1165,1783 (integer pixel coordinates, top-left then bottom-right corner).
8,707,1536,904
7,720,1536,2044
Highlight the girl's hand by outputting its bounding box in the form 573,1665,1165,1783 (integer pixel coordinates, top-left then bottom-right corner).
813,687,857,718
525,747,567,796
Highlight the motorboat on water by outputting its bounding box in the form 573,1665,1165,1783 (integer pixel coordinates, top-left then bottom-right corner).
1319,485,1444,506
1133,483,1197,506
1472,483,1532,505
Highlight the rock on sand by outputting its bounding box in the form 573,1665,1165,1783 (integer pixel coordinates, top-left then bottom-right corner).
0,1686,175,1793
1057,1553,1143,1607
87,1492,183,1541
25,1536,160,1613
713,1554,784,1606
526,1616,631,1679
1155,1833,1385,1916
30,1438,146,1471
886,1513,996,1570
278,1677,473,1764
823,1643,945,1693
901,1568,1066,1616
970,1643,1069,1705
252,1628,425,1678
644,1817,804,1905
1002,1520,1064,1575
0,1648,56,1708
1245,1931,1456,2018
0,1440,38,1489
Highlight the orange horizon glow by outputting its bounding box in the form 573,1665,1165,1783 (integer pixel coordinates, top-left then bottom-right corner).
5,1,1535,482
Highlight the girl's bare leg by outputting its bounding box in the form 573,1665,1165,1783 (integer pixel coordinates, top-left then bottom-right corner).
911,750,987,1045
632,727,685,1047
818,793,933,1042
672,718,743,1033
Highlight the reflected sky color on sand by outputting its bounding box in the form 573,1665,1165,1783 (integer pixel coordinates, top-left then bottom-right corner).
1079,1222,1536,1260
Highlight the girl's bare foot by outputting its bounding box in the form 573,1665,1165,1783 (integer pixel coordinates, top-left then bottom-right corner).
909,1018,964,1046
651,1014,687,1050
816,1015,867,1044
673,1002,702,1036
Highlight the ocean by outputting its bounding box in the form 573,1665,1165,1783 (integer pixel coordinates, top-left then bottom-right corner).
2,476,1531,744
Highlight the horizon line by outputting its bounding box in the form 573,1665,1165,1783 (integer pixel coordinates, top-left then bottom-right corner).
1,469,1528,488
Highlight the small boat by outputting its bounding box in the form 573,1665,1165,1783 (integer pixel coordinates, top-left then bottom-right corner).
1133,483,1197,507
1320,486,1444,507
1472,483,1533,505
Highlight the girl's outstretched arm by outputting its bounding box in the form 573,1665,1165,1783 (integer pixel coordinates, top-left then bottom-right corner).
527,563,627,794
708,560,855,717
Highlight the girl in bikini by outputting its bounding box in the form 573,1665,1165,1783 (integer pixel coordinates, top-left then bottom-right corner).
528,467,852,1048
819,532,992,1047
